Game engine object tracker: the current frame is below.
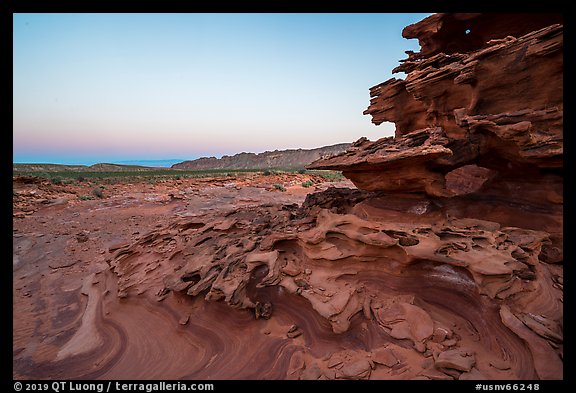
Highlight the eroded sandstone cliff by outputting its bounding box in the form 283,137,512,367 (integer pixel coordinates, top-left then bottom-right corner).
106,13,563,380
51,13,563,380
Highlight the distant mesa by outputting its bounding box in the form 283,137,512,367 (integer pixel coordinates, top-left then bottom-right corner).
13,163,88,173
171,143,351,171
13,144,352,174
13,162,157,173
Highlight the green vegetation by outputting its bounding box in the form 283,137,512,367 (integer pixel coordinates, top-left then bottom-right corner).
79,195,95,201
273,184,286,192
13,164,344,183
92,187,104,199
263,168,299,176
301,180,314,188
14,168,258,183
314,170,345,180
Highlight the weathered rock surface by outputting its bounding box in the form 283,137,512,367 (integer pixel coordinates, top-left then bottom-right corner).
14,13,562,381
108,186,562,379
307,12,563,380
309,18,562,200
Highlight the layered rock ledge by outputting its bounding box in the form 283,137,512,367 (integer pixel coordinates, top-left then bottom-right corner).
108,13,563,380
16,13,560,381
108,13,565,380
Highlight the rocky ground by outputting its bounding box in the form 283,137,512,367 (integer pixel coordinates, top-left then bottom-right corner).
13,173,352,379
13,169,562,381
13,12,563,381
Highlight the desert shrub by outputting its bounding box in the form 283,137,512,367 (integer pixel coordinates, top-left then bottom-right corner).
92,187,104,199
79,195,94,201
320,171,345,181
76,175,86,182
50,177,62,185
273,184,286,192
301,180,313,188
264,169,282,176
297,169,306,174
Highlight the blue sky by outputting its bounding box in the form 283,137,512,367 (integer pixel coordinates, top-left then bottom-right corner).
13,13,431,165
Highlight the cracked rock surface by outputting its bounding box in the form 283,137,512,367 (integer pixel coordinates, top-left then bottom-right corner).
13,13,562,380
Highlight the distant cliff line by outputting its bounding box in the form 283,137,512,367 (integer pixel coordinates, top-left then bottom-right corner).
171,143,351,170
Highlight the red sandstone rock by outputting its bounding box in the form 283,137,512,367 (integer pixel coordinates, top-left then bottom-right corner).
309,18,563,203
13,13,563,381
106,14,563,378
435,349,476,372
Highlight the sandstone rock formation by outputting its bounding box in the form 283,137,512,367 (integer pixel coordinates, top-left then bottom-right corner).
108,13,563,380
307,13,563,379
15,13,561,381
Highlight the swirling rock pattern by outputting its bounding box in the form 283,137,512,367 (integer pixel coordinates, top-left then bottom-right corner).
108,187,562,379
13,13,562,380
304,12,563,379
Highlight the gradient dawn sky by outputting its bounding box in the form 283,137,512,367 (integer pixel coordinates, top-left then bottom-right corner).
13,13,431,165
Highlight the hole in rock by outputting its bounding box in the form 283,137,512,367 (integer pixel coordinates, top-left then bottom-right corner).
445,165,496,196
180,221,205,231
181,273,201,284
245,265,271,301
360,121,396,140
398,236,419,247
